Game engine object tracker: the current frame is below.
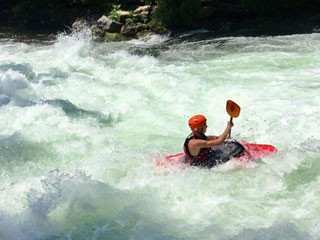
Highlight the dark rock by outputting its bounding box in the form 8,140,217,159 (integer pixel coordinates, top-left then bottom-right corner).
97,15,123,33
136,24,149,32
121,25,137,36
133,5,151,23
117,10,132,24
104,33,130,42
91,25,104,37
120,24,150,37
72,19,86,31
133,5,151,15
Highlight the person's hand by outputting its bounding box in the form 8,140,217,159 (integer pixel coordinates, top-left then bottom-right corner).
227,121,234,129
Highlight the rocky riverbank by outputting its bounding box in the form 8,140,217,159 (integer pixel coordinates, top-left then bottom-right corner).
71,5,167,41
1,0,320,41
70,8,320,42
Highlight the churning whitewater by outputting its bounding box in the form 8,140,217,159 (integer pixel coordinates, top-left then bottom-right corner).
0,29,320,240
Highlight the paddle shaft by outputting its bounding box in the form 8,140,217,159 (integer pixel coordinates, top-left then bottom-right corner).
228,117,233,138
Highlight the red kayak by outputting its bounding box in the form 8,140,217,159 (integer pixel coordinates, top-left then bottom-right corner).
157,140,277,167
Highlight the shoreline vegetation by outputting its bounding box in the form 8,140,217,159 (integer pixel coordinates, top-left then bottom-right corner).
1,0,320,40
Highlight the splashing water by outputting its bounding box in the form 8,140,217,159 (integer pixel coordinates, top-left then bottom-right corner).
0,29,320,240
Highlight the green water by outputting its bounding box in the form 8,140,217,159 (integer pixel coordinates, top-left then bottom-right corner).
0,29,320,240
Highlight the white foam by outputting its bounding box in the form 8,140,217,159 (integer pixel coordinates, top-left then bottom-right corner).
1,31,320,239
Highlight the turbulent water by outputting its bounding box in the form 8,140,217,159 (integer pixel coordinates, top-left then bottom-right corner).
0,28,320,240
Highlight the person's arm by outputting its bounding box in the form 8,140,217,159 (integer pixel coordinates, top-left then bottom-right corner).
207,135,219,140
189,121,233,150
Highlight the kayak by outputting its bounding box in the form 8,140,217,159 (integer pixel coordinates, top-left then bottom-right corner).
157,140,277,167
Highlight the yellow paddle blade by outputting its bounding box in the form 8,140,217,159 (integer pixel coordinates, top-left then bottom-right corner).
226,100,241,118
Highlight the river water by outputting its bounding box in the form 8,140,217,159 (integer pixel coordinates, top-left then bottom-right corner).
0,29,320,240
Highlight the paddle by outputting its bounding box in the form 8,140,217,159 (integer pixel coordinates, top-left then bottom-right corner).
226,100,241,138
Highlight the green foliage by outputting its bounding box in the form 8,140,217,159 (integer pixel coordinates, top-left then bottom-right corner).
152,0,179,26
142,15,149,24
108,4,121,21
125,18,134,25
179,0,201,26
152,0,201,27
125,12,136,25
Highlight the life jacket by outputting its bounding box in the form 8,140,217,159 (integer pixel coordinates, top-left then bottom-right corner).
184,134,245,168
183,133,210,166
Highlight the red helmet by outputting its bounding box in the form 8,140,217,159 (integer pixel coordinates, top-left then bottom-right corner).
188,115,207,132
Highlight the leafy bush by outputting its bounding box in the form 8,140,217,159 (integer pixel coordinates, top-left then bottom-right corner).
108,4,121,21
125,12,136,25
151,0,202,27
179,0,201,26
152,0,180,26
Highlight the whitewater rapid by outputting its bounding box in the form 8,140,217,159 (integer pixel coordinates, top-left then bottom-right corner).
0,29,320,240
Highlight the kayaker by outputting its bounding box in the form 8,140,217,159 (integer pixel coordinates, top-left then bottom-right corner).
184,114,243,168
